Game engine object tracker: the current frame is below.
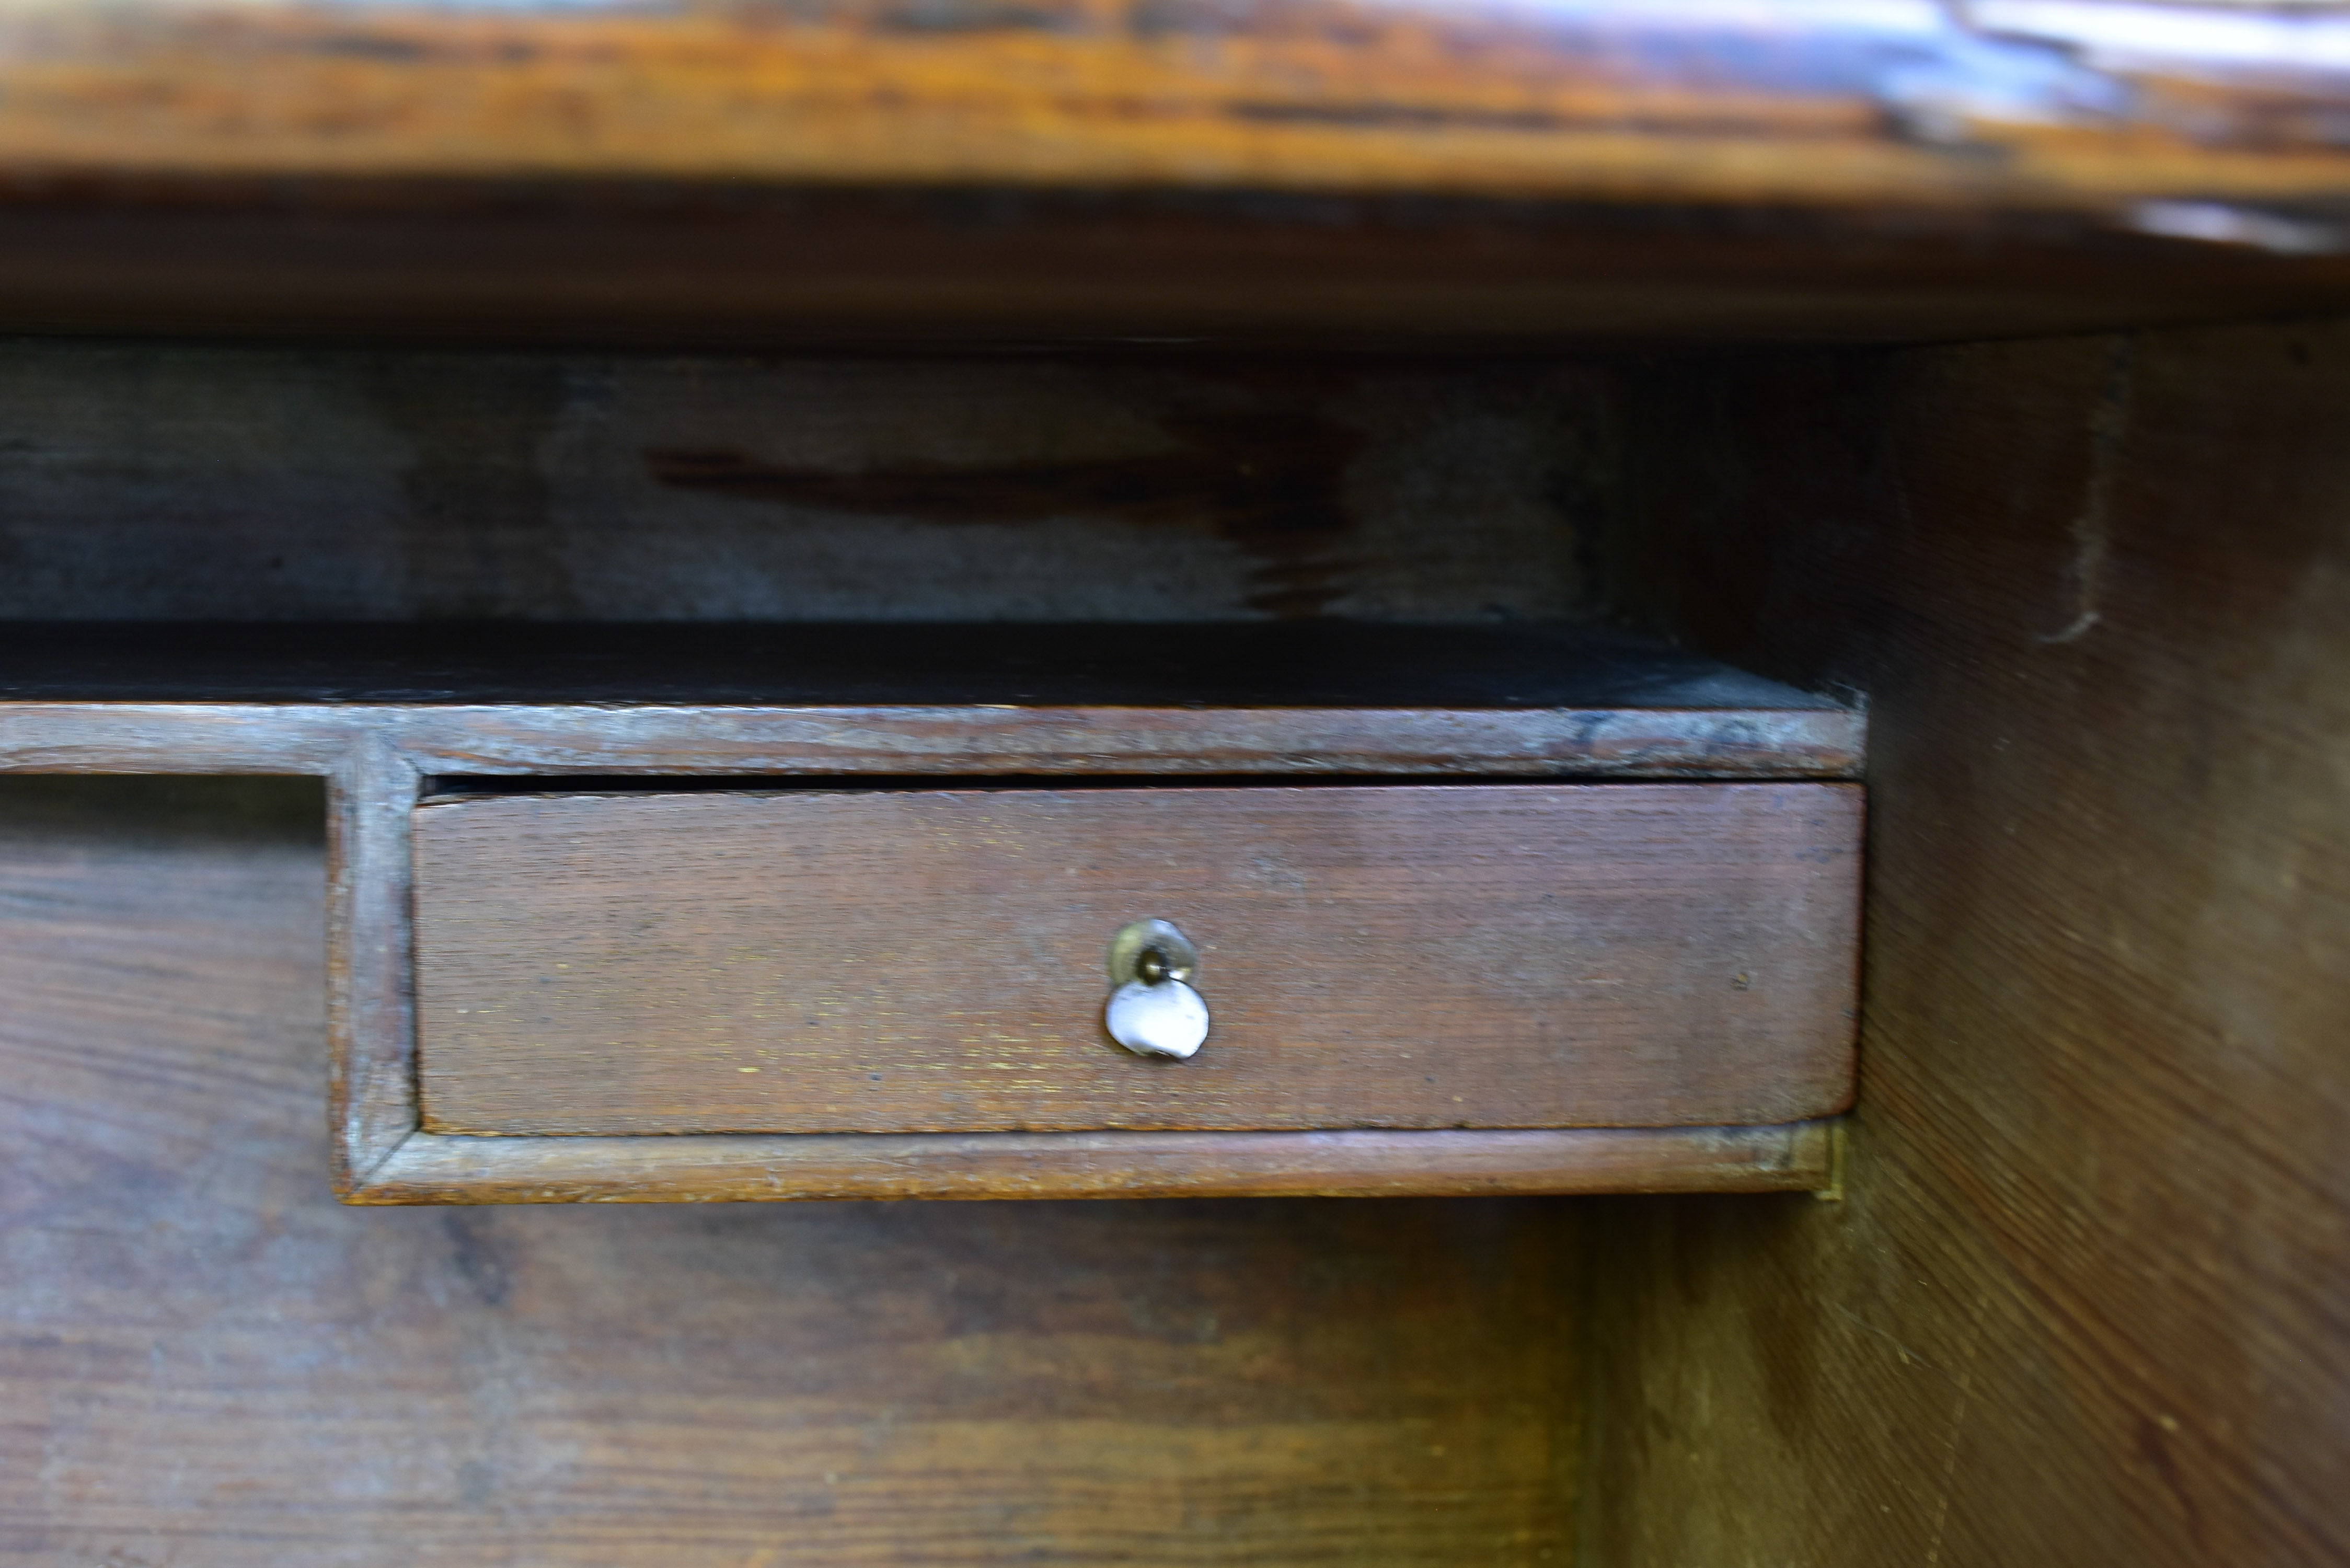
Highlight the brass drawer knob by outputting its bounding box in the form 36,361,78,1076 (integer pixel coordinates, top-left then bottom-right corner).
1104,918,1209,1060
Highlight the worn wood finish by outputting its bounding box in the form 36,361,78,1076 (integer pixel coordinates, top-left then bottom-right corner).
0,778,1583,1564
0,624,1859,1202
0,620,1864,780
356,1122,1833,1205
0,698,1863,782
0,630,1857,1202
327,734,421,1187
0,347,1608,621
1584,318,2350,1563
412,783,1861,1136
0,3,2348,347
0,670,1862,789
0,622,1854,721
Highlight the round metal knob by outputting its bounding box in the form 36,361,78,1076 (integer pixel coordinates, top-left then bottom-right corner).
1104,919,1209,1059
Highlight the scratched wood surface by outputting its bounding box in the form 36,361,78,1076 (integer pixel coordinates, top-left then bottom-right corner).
0,4,2346,342
0,776,1581,1566
411,783,1861,1136
1580,316,2350,1563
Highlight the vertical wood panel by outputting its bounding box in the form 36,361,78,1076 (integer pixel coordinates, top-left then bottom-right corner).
1583,319,2350,1565
327,736,419,1189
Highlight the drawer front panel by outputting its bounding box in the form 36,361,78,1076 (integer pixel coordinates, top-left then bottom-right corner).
413,783,1860,1135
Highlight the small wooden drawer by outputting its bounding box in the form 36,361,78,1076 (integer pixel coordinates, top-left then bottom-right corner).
0,621,1865,1201
413,782,1860,1139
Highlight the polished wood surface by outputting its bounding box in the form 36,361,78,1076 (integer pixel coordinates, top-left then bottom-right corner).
0,777,1581,1564
412,783,1860,1136
1581,315,2350,1563
4,0,2348,205
0,4,2346,342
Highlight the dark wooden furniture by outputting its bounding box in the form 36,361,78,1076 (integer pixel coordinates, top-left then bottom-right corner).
3,0,2347,1562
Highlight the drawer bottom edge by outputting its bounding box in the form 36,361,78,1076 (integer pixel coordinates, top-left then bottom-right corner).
342,1121,1837,1205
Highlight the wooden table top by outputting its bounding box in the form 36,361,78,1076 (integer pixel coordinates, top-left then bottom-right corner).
0,0,2346,344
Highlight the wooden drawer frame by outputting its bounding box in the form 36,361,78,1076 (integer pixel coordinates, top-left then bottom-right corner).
0,639,1864,1204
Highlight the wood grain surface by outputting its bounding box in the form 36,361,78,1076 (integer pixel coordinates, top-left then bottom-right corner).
1582,316,2350,1563
0,777,1582,1565
354,1122,1834,1205
0,4,2345,343
2,0,2347,207
411,783,1861,1135
0,697,1863,782
0,625,1860,1202
0,348,1608,624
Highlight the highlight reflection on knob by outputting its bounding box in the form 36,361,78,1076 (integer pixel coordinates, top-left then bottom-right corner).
1103,918,1208,1060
